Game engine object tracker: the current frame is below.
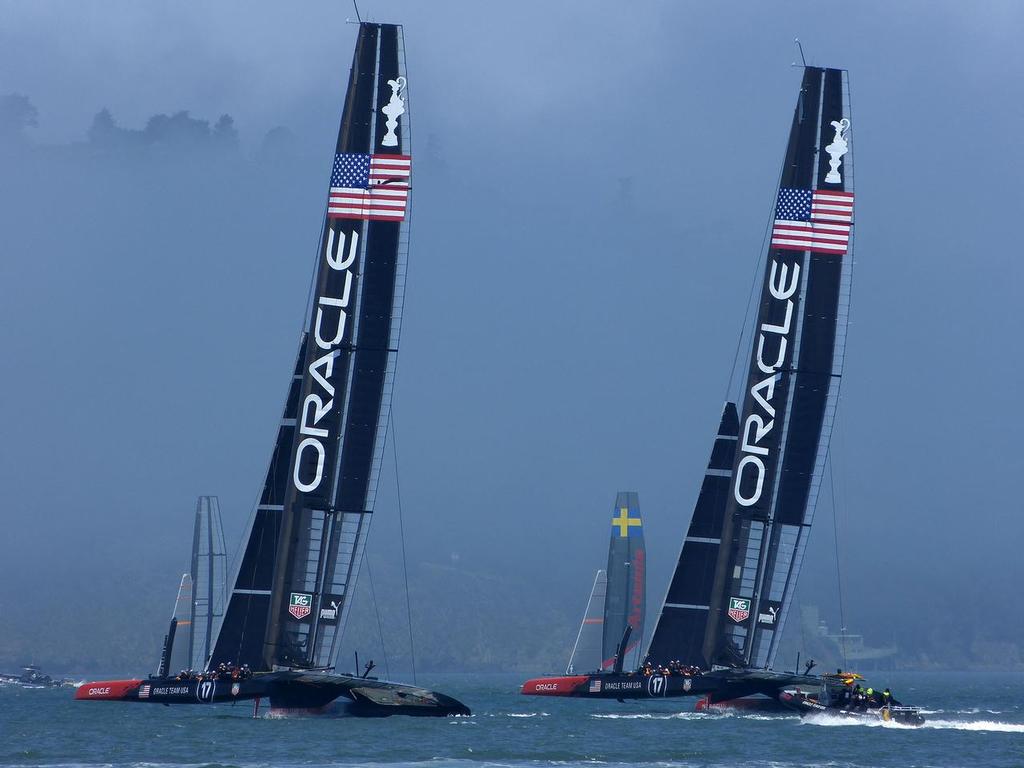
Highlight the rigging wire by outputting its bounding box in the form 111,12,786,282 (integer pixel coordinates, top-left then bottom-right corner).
725,239,765,398
363,554,390,680
827,448,848,670
723,104,793,400
390,414,418,684
351,0,362,23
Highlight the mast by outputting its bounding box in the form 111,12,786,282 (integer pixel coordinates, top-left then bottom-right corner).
210,22,411,671
703,66,854,669
602,492,645,670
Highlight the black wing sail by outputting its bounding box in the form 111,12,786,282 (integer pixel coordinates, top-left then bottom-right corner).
704,67,854,670
211,23,410,672
645,403,738,668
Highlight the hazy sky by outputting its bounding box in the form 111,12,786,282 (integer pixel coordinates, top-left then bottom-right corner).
1,0,1021,670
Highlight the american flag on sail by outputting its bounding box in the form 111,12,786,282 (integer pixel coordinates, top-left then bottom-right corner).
328,153,410,221
770,188,854,254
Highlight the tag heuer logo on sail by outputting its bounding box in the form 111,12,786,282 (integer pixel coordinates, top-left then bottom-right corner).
728,597,751,623
288,592,313,620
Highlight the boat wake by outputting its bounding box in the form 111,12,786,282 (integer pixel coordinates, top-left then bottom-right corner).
590,711,714,720
922,719,1024,733
803,712,1024,732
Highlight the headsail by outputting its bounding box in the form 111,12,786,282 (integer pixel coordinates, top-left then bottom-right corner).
566,570,606,674
703,66,854,669
645,403,738,668
188,496,227,671
211,22,410,672
602,492,645,671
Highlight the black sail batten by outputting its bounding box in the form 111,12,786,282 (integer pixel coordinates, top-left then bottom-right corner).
645,403,738,668
701,67,853,670
602,492,645,671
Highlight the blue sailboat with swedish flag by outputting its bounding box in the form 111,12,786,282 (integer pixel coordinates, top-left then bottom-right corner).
603,492,646,672
526,492,646,689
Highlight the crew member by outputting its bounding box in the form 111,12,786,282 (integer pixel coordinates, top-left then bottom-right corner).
851,684,865,709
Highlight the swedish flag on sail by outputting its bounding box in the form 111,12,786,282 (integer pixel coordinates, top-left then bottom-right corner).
611,506,642,537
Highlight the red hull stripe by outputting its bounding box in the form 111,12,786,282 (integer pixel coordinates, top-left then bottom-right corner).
75,679,143,700
520,676,589,696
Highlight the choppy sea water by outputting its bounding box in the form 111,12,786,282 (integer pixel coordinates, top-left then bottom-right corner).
2,671,1023,768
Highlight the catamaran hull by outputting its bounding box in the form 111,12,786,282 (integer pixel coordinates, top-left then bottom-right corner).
522,672,717,699
75,671,470,717
521,669,819,704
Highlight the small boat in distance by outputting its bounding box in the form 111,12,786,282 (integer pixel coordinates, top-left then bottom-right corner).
0,665,72,689
75,21,468,718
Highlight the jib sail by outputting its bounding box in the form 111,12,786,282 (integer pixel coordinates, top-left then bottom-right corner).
211,22,411,671
602,492,645,670
566,570,606,674
645,403,739,668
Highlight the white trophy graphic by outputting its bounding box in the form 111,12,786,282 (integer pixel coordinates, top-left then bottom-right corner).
381,76,406,148
824,118,850,183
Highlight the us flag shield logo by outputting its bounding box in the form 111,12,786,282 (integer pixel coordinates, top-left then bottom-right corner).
289,592,313,620
728,597,751,623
